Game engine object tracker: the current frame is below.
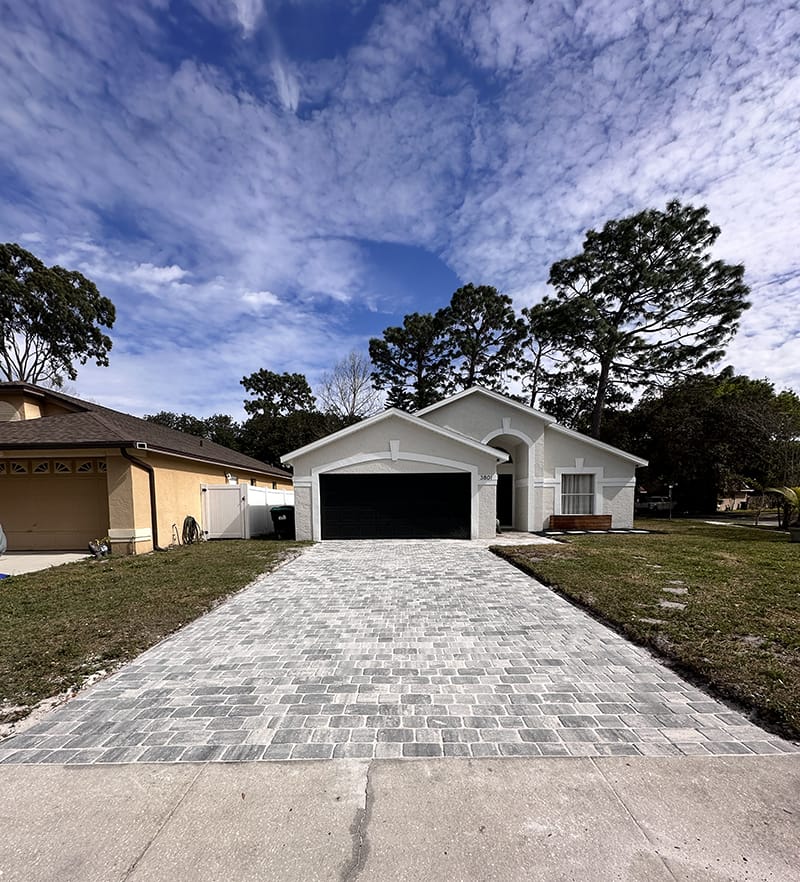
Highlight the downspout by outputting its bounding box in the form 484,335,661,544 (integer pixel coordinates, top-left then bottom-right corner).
120,447,167,551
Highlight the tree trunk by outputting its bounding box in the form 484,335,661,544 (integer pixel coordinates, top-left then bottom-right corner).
528,349,543,408
590,359,612,437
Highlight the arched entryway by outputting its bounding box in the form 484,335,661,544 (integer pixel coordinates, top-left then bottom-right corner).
493,447,514,528
483,429,535,532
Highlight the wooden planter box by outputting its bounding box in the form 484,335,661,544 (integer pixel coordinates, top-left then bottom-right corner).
549,515,612,530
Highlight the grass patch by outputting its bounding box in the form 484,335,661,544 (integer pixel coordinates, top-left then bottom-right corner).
495,520,800,740
0,539,308,725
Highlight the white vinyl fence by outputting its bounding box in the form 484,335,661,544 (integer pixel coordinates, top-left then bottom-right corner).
201,484,294,539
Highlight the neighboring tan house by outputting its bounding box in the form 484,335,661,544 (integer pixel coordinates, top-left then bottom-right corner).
717,487,753,511
0,382,291,554
283,386,647,541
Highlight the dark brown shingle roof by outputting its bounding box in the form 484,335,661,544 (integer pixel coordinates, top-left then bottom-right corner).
0,382,290,479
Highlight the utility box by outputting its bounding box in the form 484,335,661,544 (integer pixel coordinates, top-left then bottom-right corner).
201,484,294,539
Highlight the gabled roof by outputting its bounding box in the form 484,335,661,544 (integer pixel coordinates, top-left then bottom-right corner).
0,382,290,478
282,407,509,464
417,385,647,466
415,386,556,423
547,424,648,467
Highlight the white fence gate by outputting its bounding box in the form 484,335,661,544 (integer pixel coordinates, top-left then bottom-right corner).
201,484,294,539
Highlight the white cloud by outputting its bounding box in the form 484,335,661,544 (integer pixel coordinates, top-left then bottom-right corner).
232,0,264,34
129,263,189,286
188,0,264,34
2,0,799,418
242,289,280,308
271,57,300,111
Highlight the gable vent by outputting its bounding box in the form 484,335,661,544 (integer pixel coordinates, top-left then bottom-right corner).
0,401,20,422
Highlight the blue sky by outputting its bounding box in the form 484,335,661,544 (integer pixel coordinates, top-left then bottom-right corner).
2,0,799,418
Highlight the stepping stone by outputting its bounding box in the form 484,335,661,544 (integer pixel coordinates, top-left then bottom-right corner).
666,579,685,585
659,600,686,610
662,586,688,596
639,617,667,625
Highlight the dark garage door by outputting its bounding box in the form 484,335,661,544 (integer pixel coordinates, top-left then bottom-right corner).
320,473,471,539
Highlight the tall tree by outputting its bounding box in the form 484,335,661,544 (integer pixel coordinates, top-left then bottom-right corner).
616,369,800,512
369,312,450,411
538,201,750,435
237,367,341,466
317,351,381,423
241,369,316,417
518,303,563,409
144,411,242,450
0,242,115,386
440,283,525,392
240,410,340,467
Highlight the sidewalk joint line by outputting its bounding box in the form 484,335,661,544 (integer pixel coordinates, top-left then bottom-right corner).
590,757,680,882
120,764,205,881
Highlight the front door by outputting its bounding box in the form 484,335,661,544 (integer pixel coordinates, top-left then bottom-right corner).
497,473,513,527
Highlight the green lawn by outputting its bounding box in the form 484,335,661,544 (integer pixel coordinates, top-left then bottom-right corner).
0,539,307,725
495,520,800,740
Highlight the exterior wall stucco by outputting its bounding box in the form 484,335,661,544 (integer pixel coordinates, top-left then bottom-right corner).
287,392,641,539
543,429,635,479
478,482,497,538
604,483,636,529
293,484,312,540
422,394,548,453
0,447,290,555
289,413,502,542
329,460,463,474
108,452,289,554
107,453,153,554
421,394,555,533
290,414,497,478
147,454,289,551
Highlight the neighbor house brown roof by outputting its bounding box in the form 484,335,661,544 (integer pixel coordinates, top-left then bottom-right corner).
0,382,290,479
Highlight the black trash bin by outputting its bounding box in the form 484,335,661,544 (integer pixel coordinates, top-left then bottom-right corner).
270,505,295,540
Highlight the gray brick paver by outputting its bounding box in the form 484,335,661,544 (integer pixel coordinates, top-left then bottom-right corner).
3,540,796,763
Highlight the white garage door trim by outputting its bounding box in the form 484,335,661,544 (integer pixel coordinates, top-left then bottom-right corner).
310,451,479,541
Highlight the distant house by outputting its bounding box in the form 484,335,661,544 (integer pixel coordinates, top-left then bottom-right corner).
283,386,647,540
0,382,291,553
717,487,753,512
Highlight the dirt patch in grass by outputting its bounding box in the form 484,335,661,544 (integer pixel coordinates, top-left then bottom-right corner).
495,520,800,741
0,539,308,730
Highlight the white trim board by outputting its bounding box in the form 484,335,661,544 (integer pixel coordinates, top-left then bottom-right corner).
309,451,481,541
283,408,509,464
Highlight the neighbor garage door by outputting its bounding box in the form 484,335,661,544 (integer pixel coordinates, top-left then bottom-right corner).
320,473,470,539
0,459,109,551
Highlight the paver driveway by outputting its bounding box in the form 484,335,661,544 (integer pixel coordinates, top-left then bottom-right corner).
1,541,796,764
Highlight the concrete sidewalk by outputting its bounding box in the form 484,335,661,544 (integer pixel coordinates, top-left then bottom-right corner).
2,756,798,881
0,551,89,576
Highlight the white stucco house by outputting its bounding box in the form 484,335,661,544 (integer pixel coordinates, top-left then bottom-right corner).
282,386,647,541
